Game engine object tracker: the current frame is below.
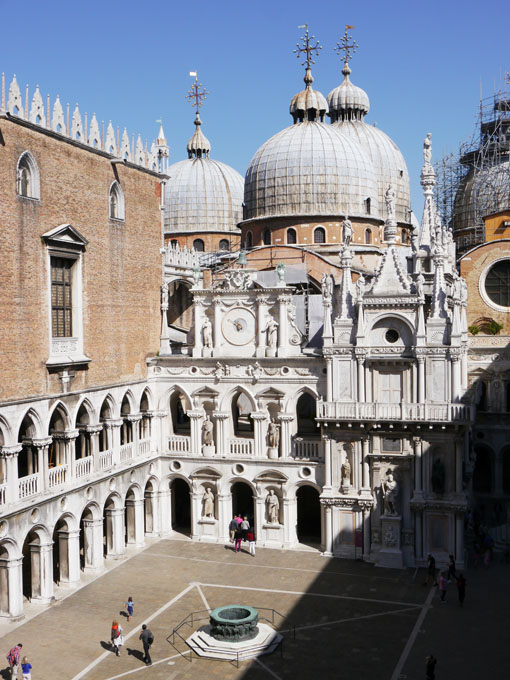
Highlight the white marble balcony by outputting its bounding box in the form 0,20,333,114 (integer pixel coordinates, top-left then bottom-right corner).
168,435,191,455
292,438,322,460
317,401,472,423
229,438,254,456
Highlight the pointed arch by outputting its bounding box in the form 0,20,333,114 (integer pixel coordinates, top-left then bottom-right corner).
99,393,118,420
283,385,319,414
0,414,12,445
16,151,40,199
120,390,135,416
139,386,154,412
109,180,125,220
74,398,95,427
125,483,143,502
220,385,257,413
48,401,71,433
159,384,193,412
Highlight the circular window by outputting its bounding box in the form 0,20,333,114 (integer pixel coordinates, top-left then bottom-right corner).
233,463,245,475
385,329,399,344
484,260,510,307
281,366,290,375
170,461,182,472
300,466,312,478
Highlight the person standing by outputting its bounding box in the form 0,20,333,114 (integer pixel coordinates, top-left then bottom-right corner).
439,572,447,602
229,516,238,543
241,516,250,541
126,596,134,621
139,624,154,666
247,529,256,557
447,554,456,582
21,656,32,680
457,573,466,607
424,553,437,586
111,620,124,656
6,643,22,678
234,525,243,553
425,654,437,679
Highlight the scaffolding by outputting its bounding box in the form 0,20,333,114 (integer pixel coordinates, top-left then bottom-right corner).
435,78,510,255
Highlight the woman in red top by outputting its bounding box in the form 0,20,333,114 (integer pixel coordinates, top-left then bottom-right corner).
247,530,256,556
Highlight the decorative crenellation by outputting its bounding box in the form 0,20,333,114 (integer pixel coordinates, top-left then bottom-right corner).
0,72,169,173
164,242,200,269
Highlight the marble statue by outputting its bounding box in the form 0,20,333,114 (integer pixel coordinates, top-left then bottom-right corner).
264,317,278,349
276,262,286,285
192,266,201,287
385,185,396,221
410,228,419,254
202,487,215,518
341,457,351,487
382,471,398,515
161,282,168,306
321,272,333,301
415,272,425,299
342,216,353,247
431,457,445,494
267,418,280,448
356,274,365,301
202,318,212,348
423,132,432,165
202,416,214,446
266,489,280,524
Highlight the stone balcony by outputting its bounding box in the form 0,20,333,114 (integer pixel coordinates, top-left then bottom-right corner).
317,401,473,424
167,435,322,460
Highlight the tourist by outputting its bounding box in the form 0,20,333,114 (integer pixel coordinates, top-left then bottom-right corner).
236,514,243,525
21,656,32,679
139,624,154,666
247,529,256,556
424,553,437,586
241,516,250,540
126,596,134,621
425,654,437,679
229,516,238,542
111,620,124,656
447,554,456,582
457,573,466,606
234,525,243,552
6,643,22,678
439,572,447,602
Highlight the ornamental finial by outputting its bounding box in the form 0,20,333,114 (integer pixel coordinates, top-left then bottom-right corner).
334,25,358,73
185,71,209,115
293,24,322,70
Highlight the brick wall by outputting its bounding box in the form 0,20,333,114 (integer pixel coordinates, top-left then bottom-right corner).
0,118,162,402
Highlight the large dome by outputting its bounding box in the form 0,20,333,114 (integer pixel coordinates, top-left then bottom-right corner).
244,121,378,221
164,113,244,234
453,161,510,234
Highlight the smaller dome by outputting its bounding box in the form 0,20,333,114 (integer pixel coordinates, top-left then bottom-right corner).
327,65,370,122
186,113,211,159
453,161,510,234
289,67,328,123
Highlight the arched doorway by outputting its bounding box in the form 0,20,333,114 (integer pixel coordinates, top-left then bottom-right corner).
473,445,492,493
296,393,317,436
22,528,53,603
171,478,191,535
103,494,124,558
296,485,321,546
231,481,254,525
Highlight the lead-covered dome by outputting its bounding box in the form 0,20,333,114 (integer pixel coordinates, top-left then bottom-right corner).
164,113,244,233
453,161,510,235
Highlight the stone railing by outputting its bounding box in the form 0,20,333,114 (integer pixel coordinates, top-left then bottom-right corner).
48,464,68,488
229,438,254,456
99,450,114,471
120,443,133,463
18,473,39,499
292,438,322,460
0,483,7,505
75,456,93,479
317,401,472,423
139,438,151,456
164,244,199,269
168,435,191,454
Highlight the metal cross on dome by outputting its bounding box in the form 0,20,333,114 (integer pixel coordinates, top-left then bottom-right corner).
185,71,209,114
293,24,322,69
335,25,358,67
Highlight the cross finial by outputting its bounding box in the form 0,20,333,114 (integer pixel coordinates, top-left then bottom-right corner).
293,24,322,69
334,25,358,68
185,71,209,115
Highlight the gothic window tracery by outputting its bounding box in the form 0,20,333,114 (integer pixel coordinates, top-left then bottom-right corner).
109,181,125,220
16,152,40,199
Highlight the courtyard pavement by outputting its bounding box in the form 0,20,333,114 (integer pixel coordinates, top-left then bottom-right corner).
0,537,507,679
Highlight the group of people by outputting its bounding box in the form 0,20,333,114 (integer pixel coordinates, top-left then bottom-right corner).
229,514,256,555
6,643,31,679
425,553,466,606
109,599,154,667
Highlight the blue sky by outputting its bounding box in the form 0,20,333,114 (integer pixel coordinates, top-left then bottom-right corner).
1,0,508,214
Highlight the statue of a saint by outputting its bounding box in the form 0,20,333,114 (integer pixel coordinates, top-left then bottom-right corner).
341,458,351,487
192,266,201,287
423,132,432,165
266,489,280,524
321,272,333,301
202,487,215,518
202,416,214,446
276,262,286,285
410,228,419,254
415,272,425,299
342,216,353,247
382,471,399,515
264,317,278,349
161,282,168,306
431,457,445,494
385,185,396,221
267,418,280,448
202,318,212,348
356,274,365,301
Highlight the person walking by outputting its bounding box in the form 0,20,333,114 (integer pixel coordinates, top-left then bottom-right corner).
241,516,250,541
234,525,243,553
139,624,154,666
247,529,256,556
439,572,447,602
456,573,466,607
111,620,124,656
425,654,437,679
229,516,238,543
424,553,437,586
21,656,32,680
6,643,22,678
447,554,456,582
126,596,134,621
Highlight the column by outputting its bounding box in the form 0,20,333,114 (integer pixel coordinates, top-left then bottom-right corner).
1,445,22,503
57,529,81,584
417,357,425,404
64,431,78,479
213,412,229,456
323,503,333,556
352,441,361,491
256,296,268,358
127,414,142,456
191,489,201,540
0,555,23,620
192,299,203,358
144,490,160,536
361,436,370,492
29,541,54,603
326,357,333,402
160,283,169,355
218,494,230,543
158,486,172,537
252,412,267,457
451,355,461,403
105,419,122,464
86,426,102,472
455,439,464,494
413,437,423,496
152,410,167,454
363,509,371,558
125,498,145,546
188,410,204,456
323,436,332,490
455,514,464,564
33,438,52,493
415,511,423,562
357,357,365,402
277,414,293,459
283,496,297,547
213,296,222,350
82,518,104,571
277,294,289,357
255,490,265,542
104,507,125,558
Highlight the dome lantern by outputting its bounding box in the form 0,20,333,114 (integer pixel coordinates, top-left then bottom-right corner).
290,24,328,123
328,26,370,122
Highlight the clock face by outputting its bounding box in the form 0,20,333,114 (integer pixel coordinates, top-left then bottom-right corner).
222,308,256,346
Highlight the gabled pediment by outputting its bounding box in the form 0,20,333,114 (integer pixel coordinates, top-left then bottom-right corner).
254,470,288,483
42,223,88,251
256,387,286,401
192,386,220,399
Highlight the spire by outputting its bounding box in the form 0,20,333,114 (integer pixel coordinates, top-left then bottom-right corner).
337,246,355,320
185,72,211,158
290,25,328,123
419,132,438,251
328,26,369,122
155,118,170,171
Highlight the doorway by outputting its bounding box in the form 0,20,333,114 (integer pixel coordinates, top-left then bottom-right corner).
171,478,191,535
296,485,321,546
231,481,254,525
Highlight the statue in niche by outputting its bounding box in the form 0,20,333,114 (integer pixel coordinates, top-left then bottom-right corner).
264,316,278,349
385,185,396,221
415,272,425,299
423,132,432,165
266,489,280,524
341,457,351,488
202,318,212,348
202,487,215,518
276,262,286,285
321,272,333,301
342,216,353,247
431,457,445,494
267,418,280,448
382,470,399,515
202,416,214,446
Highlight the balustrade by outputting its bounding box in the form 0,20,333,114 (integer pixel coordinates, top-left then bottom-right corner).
168,435,190,454
317,401,472,423
139,438,150,456
229,438,254,456
0,482,7,505
120,443,133,463
292,438,321,460
48,465,68,488
99,450,114,470
75,456,93,479
19,474,39,499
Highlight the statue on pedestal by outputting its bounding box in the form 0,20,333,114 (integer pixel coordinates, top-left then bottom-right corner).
161,282,169,306
341,443,352,490
202,487,215,518
266,489,280,524
423,132,432,165
264,316,278,349
382,471,399,515
342,216,353,247
321,272,333,301
267,418,280,448
385,185,396,221
202,416,214,447
356,274,365,302
202,318,212,349
415,272,425,299
276,262,286,285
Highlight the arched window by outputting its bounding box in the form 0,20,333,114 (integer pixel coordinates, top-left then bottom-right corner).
170,239,178,247
193,239,205,252
287,228,297,244
365,228,372,244
314,227,326,244
246,231,253,249
365,197,371,215
263,230,271,245
219,239,230,251
17,152,40,199
109,181,125,220
296,393,317,435
401,229,409,244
